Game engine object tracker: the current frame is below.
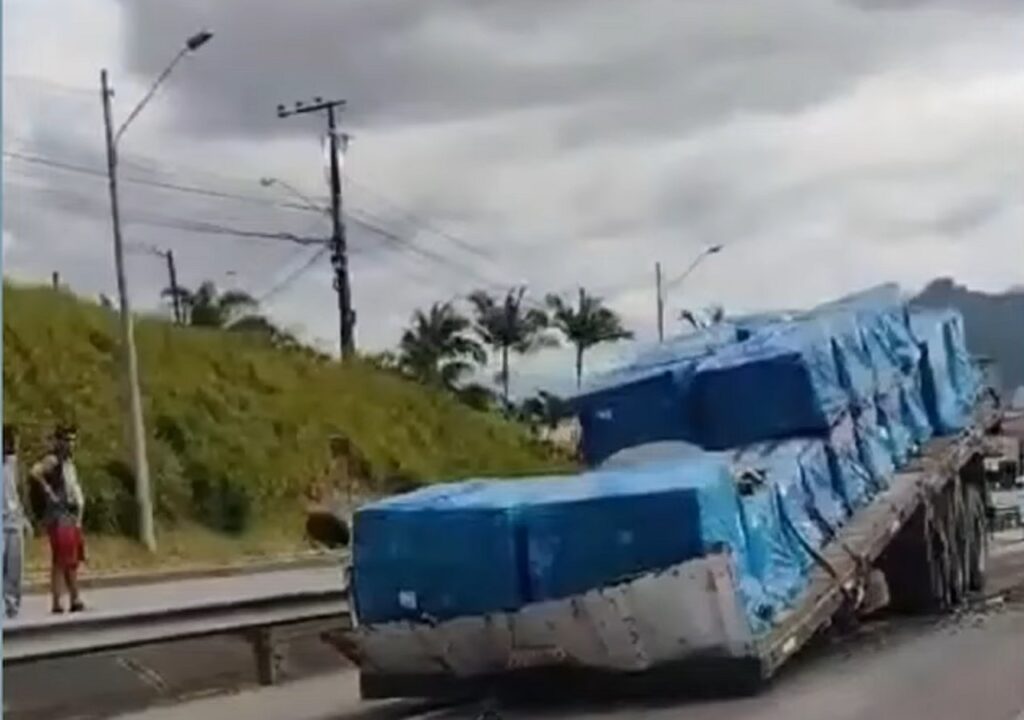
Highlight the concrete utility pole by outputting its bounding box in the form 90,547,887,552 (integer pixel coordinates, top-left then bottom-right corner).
655,262,664,343
164,249,182,324
100,30,213,552
276,97,355,358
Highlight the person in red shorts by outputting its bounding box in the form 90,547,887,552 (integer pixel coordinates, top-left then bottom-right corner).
30,424,85,614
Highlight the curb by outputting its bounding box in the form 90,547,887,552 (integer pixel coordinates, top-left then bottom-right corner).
23,551,347,595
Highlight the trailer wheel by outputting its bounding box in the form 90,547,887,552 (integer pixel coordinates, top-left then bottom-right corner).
945,486,967,606
965,484,988,592
878,506,943,613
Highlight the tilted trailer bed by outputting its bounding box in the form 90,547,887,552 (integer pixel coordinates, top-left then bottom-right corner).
354,401,1002,701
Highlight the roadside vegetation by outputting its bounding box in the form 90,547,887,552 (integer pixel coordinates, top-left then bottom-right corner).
3,282,574,563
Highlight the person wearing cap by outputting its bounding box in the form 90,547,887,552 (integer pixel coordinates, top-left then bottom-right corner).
3,424,28,618
30,424,86,613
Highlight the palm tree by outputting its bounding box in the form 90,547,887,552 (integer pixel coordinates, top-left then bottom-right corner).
162,281,257,328
468,287,553,403
398,302,486,390
547,288,633,388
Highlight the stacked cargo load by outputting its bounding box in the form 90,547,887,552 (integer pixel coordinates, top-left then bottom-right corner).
350,286,980,677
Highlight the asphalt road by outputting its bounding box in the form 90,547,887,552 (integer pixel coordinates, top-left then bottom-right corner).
108,592,1024,720
5,547,1023,720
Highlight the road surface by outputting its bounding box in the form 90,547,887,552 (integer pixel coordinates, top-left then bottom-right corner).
110,592,1024,720
6,548,1024,720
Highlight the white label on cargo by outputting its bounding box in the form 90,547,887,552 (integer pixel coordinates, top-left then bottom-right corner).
398,590,418,610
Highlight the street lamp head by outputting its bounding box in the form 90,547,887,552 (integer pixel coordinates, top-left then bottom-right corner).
708,244,724,254
259,177,276,188
185,30,214,52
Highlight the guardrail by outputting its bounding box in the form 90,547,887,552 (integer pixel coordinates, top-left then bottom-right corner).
3,588,352,685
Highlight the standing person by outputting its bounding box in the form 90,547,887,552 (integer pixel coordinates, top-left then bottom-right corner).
3,425,28,618
30,424,85,613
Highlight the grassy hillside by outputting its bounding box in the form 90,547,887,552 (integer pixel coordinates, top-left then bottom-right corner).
2,283,572,541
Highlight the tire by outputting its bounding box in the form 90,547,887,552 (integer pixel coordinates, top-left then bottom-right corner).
946,488,967,606
965,484,988,592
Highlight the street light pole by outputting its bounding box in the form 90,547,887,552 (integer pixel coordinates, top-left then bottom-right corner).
100,30,213,552
657,244,724,340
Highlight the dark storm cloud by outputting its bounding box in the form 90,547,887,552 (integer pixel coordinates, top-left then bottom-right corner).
114,0,969,145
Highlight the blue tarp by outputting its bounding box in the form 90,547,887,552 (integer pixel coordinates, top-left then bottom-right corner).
689,321,848,448
732,440,845,545
353,288,979,641
811,284,920,395
521,458,746,605
849,405,896,492
575,364,701,466
828,414,878,512
353,458,748,625
910,309,979,434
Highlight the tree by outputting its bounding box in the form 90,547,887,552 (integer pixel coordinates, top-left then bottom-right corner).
398,301,486,390
228,314,300,350
161,281,257,328
468,288,553,403
547,288,633,388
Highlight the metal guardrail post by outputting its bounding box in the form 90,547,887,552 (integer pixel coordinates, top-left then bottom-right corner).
252,627,287,686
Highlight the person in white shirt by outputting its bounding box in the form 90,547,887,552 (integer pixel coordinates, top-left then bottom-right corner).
3,424,28,618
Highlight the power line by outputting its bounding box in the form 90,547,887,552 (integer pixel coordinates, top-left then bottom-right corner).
3,150,318,214
255,245,331,305
6,148,505,273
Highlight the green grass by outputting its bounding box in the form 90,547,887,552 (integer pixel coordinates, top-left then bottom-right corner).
3,283,573,559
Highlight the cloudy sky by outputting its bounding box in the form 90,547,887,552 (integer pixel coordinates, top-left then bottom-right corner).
4,0,1023,396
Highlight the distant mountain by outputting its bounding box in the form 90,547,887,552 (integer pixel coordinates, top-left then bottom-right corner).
912,278,1024,396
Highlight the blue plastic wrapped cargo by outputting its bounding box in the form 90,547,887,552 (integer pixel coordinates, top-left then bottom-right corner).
352,480,529,625
689,321,848,448
812,284,920,391
738,486,809,630
521,457,747,605
910,309,979,434
574,363,701,466
847,405,896,494
572,326,737,465
353,457,750,624
829,413,881,512
732,440,846,546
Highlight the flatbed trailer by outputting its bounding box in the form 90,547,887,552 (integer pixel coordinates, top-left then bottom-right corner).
350,401,1004,702
350,405,999,696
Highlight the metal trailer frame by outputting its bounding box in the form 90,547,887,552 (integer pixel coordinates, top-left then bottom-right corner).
357,403,1001,702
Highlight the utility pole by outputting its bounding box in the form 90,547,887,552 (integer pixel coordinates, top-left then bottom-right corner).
101,68,156,552
276,97,354,358
164,249,182,324
655,262,664,343
96,32,212,553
